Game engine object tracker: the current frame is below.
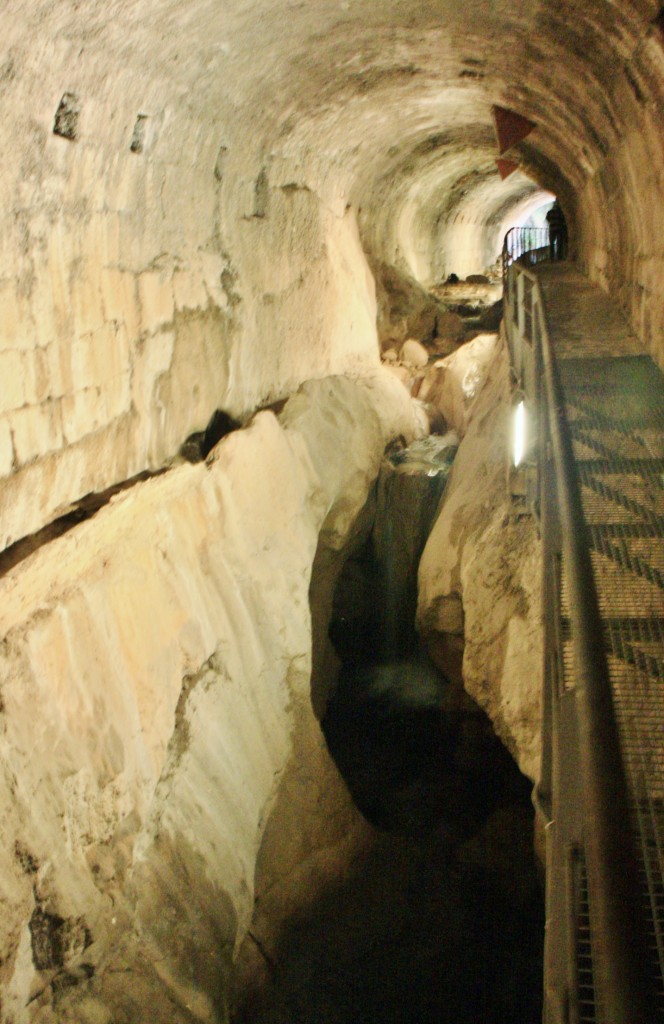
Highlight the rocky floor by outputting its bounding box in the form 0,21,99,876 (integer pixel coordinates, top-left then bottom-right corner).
232,649,544,1024
432,279,504,340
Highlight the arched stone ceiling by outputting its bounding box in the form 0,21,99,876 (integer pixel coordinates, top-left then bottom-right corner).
1,0,663,547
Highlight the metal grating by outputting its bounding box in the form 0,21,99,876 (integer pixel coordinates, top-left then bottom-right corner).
559,355,664,1021
573,848,598,1024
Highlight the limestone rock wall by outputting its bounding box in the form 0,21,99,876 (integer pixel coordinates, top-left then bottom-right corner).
0,12,382,553
0,371,421,1023
417,333,543,782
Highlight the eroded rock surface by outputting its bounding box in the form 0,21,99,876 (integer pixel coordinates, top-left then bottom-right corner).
417,332,543,782
371,259,464,354
0,371,422,1023
423,332,498,435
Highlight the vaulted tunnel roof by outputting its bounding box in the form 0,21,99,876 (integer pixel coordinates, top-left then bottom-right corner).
1,0,663,545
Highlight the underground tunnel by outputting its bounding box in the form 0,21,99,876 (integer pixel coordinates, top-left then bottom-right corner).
1,1,664,1021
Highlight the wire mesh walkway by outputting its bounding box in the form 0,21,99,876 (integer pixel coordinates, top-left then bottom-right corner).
536,264,664,1022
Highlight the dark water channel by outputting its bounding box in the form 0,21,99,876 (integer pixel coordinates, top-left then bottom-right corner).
237,435,544,1024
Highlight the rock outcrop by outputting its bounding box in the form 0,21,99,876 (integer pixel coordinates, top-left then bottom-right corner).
417,332,543,782
371,260,464,354
423,332,498,435
0,371,422,1023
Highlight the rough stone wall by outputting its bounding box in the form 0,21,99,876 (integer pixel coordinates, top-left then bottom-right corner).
0,13,381,553
0,28,230,548
0,372,421,1023
575,26,664,367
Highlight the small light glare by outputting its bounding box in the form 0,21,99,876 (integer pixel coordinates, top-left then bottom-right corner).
513,400,526,467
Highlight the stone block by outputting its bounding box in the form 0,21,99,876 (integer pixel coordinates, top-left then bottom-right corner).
45,340,74,398
0,416,14,476
20,347,50,405
130,330,175,417
173,268,209,313
70,334,100,392
48,236,73,334
0,350,26,413
10,399,64,465
71,323,125,391
139,270,175,335
71,266,105,338
101,372,131,423
90,328,113,386
61,388,105,445
112,322,132,373
101,267,141,340
0,284,24,351
110,155,142,213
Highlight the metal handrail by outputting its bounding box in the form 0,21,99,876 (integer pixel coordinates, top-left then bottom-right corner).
505,262,657,1024
503,226,550,277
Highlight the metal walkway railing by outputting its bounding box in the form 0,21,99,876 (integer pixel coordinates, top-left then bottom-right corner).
504,262,664,1024
503,225,550,277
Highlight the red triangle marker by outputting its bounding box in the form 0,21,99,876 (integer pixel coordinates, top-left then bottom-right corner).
496,158,519,180
492,105,536,154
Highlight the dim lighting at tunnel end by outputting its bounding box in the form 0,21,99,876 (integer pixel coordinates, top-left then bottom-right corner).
513,400,526,467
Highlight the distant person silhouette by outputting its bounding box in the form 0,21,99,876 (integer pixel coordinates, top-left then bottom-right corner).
546,200,568,260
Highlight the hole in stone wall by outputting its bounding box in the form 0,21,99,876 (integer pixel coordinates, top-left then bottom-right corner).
53,93,79,140
214,145,228,181
130,113,148,153
253,167,269,218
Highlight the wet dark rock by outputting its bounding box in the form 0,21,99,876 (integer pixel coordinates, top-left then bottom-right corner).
236,430,543,1024
329,434,457,665
478,298,504,331
234,803,543,1024
370,258,464,350
179,408,242,462
323,651,528,836
29,908,91,973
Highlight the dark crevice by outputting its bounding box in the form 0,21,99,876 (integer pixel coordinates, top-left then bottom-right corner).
237,437,543,1023
53,93,79,140
655,7,664,42
0,402,254,577
0,398,288,578
234,808,543,1024
0,468,167,579
179,408,242,463
130,113,148,153
214,145,228,182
